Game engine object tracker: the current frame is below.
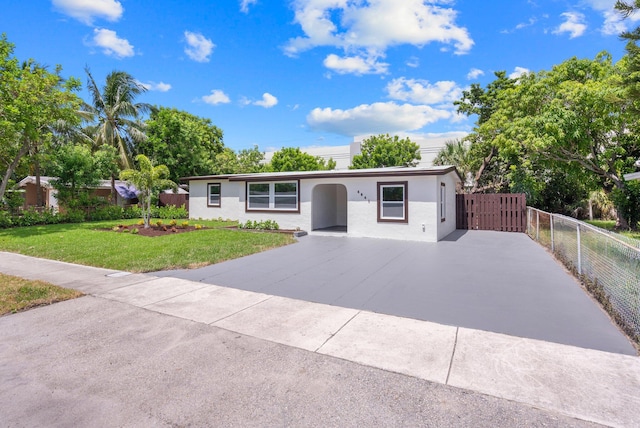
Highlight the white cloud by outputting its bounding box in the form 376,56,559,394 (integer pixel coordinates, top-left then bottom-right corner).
184,31,215,62
580,0,640,35
386,78,462,105
240,0,258,13
138,81,172,92
406,56,420,68
509,66,530,79
254,93,278,108
553,12,587,39
323,53,389,75
52,0,123,25
91,28,134,58
285,0,474,59
202,90,231,105
466,68,484,80
307,102,452,136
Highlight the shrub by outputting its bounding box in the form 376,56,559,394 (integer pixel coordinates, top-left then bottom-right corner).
195,224,202,230
241,219,280,230
155,220,163,227
181,221,189,228
131,228,139,234
0,210,13,228
152,204,188,219
88,205,124,221
169,219,177,227
62,209,86,224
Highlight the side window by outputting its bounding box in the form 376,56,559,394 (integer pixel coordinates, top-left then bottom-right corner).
207,183,221,207
377,181,408,223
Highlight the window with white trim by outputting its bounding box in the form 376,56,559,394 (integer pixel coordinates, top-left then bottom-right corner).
247,181,299,212
440,182,446,222
207,183,221,207
377,181,408,223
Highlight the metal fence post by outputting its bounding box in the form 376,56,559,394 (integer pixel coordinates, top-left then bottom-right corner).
576,223,582,275
550,214,554,252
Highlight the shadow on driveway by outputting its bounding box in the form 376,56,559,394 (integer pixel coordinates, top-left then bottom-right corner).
154,230,636,355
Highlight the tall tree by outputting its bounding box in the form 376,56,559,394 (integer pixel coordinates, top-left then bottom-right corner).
269,147,335,172
140,107,224,182
120,154,176,228
83,68,152,202
454,71,517,192
350,134,420,169
473,53,640,228
0,35,82,205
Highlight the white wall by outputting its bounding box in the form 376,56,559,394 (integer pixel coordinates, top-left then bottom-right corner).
436,172,459,240
190,171,460,242
188,179,241,221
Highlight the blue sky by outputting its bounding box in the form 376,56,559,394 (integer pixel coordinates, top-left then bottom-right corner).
1,1,637,152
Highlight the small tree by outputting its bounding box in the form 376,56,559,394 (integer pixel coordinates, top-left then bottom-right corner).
120,154,176,228
350,134,420,169
269,147,335,172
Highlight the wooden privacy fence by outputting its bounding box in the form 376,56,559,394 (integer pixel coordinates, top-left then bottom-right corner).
159,193,189,211
456,193,526,232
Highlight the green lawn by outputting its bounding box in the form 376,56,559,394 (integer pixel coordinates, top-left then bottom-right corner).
585,220,640,241
0,219,296,272
0,273,83,315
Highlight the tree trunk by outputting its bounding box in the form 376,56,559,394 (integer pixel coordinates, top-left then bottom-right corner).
0,142,30,205
471,146,496,193
111,174,117,205
34,156,43,208
613,180,630,230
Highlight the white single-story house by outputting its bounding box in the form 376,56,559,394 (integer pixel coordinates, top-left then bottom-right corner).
184,165,461,242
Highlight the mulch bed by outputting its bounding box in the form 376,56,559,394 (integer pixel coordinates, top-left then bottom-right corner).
107,224,206,237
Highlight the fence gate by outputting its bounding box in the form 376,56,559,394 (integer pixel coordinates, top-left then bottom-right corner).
456,193,526,232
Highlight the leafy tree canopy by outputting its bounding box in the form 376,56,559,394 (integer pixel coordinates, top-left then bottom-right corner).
140,107,224,181
268,147,335,172
350,134,421,169
213,145,266,175
0,33,82,205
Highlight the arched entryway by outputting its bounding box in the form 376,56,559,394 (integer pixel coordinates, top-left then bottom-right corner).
311,184,347,232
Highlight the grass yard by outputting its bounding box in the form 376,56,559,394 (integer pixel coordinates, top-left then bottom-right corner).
585,220,640,241
0,219,296,272
0,273,82,315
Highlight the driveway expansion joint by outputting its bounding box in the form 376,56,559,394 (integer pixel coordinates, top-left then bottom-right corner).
314,310,361,353
445,327,459,385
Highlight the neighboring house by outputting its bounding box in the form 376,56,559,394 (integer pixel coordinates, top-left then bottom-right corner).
17,176,137,210
185,165,461,242
263,133,467,170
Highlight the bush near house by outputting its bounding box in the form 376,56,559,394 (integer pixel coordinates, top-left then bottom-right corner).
0,204,188,229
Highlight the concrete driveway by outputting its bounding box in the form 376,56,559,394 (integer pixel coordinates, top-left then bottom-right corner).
155,230,635,355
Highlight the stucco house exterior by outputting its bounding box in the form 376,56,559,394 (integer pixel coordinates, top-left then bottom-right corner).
184,165,461,242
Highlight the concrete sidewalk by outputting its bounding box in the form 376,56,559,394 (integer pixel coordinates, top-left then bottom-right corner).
1,251,640,427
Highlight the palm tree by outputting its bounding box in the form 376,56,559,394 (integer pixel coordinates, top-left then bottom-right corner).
120,154,176,228
83,68,152,203
433,139,474,192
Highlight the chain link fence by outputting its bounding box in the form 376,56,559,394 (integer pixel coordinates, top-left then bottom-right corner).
527,207,640,343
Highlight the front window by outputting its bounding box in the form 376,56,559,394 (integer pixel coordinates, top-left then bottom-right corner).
208,183,221,207
247,181,299,212
378,181,408,223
